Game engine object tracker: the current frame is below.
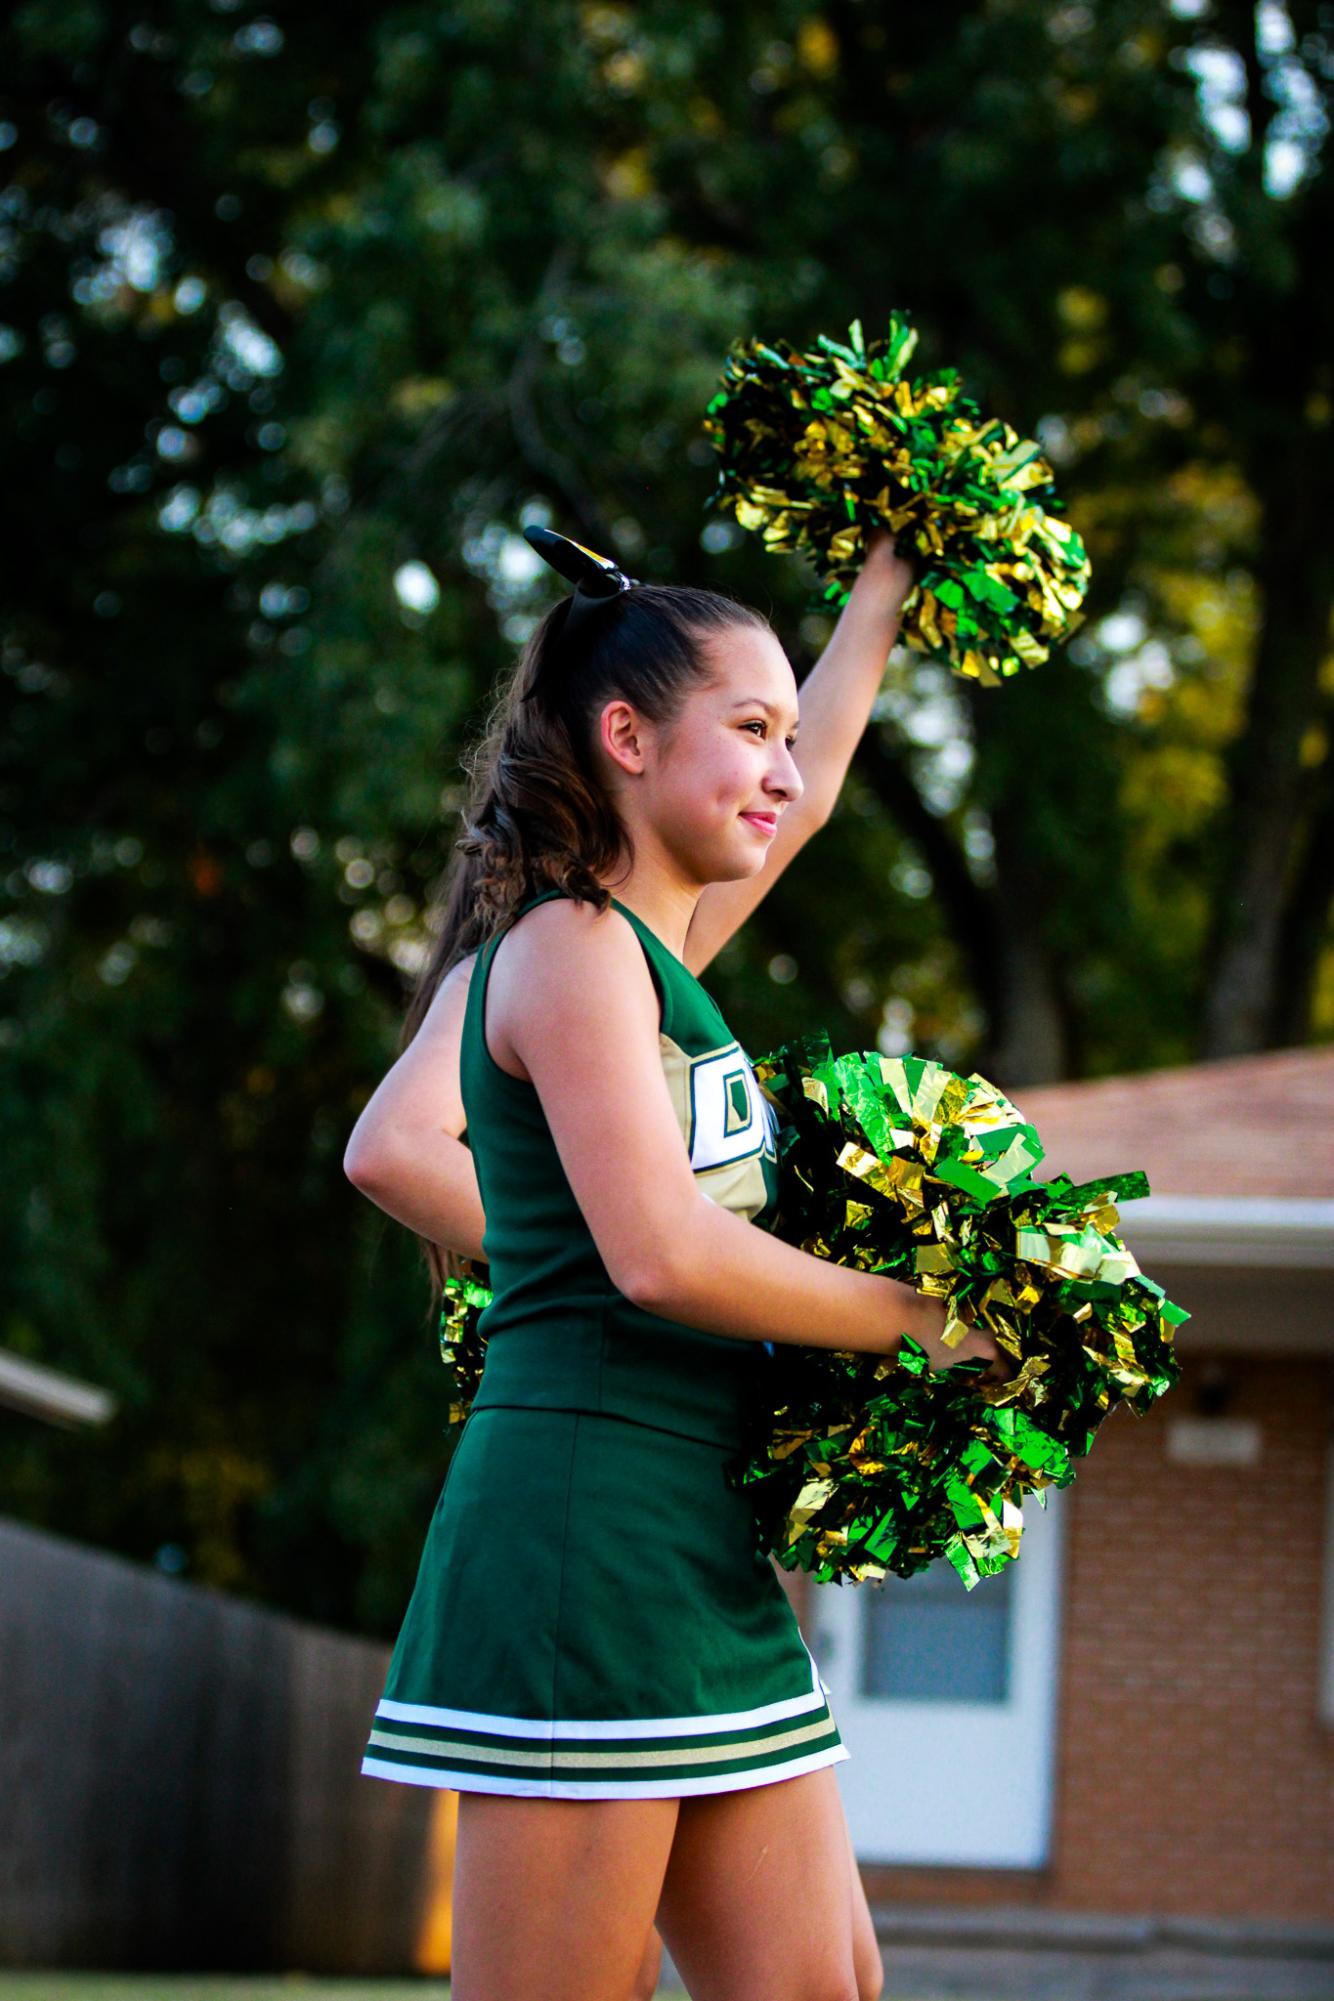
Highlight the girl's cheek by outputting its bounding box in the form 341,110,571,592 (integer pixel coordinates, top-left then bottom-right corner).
717,764,750,807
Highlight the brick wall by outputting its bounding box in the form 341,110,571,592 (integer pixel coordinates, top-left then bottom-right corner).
794,1353,1334,1922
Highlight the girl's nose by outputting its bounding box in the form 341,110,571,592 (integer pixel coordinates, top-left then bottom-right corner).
768,742,804,805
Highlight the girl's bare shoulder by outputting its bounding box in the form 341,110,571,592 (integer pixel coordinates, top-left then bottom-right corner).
413,947,478,1046
490,897,656,1066
442,946,478,993
496,892,641,977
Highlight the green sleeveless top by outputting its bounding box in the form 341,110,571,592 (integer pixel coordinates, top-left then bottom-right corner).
459,887,781,1446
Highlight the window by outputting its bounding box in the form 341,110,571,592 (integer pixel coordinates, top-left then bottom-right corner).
859,1553,1016,1704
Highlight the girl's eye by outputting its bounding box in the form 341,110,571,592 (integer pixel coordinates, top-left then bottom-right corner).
742,719,798,748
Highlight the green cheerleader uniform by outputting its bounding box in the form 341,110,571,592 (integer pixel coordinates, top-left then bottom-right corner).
360,887,848,1800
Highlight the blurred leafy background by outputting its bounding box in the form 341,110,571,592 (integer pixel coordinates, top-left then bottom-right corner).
2,0,1330,1633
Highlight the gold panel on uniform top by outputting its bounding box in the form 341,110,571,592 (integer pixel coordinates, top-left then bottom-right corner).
659,1032,778,1226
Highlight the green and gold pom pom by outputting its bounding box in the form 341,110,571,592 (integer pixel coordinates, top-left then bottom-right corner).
438,1263,493,1427
701,312,1091,686
731,1034,1186,1589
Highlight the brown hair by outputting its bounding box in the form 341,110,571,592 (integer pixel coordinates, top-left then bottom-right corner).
401,576,772,1305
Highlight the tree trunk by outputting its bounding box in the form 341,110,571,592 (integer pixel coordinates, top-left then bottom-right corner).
850,729,1070,1087
1199,492,1334,1058
978,793,1070,1090
1268,739,1334,1048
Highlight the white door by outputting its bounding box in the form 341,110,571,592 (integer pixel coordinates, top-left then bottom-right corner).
808,1482,1068,1866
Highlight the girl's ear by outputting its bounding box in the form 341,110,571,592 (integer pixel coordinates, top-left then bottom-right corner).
598,697,652,777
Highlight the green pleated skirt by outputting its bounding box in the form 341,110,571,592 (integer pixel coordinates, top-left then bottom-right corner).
360,1402,849,1799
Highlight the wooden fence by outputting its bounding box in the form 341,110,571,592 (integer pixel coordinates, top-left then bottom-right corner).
0,1516,452,1974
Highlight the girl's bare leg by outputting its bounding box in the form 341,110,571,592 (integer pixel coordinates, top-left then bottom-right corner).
843,1814,884,2001
632,1922,663,1998
451,1792,678,2001
637,1828,877,2001
654,1764,864,2001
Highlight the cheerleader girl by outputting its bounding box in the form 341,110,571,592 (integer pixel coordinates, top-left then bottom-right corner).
344,524,1008,2001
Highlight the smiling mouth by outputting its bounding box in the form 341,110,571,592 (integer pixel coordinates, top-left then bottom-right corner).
740,810,779,835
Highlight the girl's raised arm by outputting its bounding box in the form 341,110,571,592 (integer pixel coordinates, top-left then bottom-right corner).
684,529,913,975
489,893,998,1374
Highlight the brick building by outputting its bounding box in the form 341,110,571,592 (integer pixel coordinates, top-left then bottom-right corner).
788,1043,1334,1928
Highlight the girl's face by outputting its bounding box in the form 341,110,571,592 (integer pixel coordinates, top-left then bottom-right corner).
599,624,806,886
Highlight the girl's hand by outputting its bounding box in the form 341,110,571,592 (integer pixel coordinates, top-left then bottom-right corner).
900,1293,1017,1388
860,525,917,610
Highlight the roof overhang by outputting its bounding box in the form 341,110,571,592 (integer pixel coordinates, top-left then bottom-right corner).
1122,1196,1334,1270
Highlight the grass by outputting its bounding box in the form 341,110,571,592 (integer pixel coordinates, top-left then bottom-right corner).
0,1979,704,2001
0,1984,455,2001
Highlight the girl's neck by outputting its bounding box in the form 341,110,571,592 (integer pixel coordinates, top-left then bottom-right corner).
595,864,702,965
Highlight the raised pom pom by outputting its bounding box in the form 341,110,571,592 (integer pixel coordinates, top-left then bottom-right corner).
701,313,1091,687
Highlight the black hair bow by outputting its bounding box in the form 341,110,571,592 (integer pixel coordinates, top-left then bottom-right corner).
523,525,639,648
